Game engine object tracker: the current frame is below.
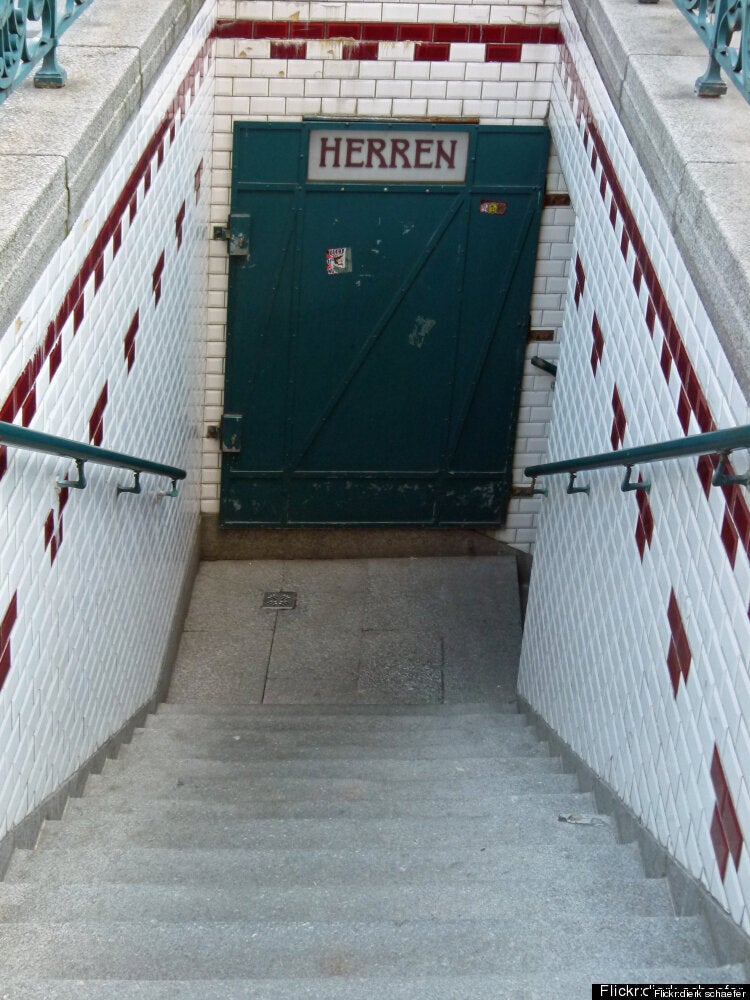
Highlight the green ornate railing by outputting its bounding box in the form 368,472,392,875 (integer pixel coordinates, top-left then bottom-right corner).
0,0,95,104
0,420,186,497
646,0,750,101
525,425,750,495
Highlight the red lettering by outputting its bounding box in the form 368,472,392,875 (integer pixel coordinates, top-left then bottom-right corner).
366,138,387,168
389,138,411,168
319,136,341,168
345,138,365,168
414,139,434,169
435,139,457,169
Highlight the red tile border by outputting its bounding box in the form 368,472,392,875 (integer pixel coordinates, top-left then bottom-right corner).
343,41,379,60
214,19,563,57
486,44,522,63
415,42,450,62
270,40,307,59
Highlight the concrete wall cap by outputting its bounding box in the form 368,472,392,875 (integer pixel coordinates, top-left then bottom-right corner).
568,0,750,405
0,0,199,341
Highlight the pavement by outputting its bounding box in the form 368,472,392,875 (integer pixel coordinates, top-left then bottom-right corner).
167,555,522,707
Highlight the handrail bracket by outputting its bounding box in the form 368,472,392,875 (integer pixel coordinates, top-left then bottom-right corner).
567,472,590,495
117,471,141,496
529,476,548,497
57,459,86,491
621,466,651,494
712,452,750,489
157,479,180,499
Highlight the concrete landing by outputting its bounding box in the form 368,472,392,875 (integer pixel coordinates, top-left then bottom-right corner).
168,556,521,707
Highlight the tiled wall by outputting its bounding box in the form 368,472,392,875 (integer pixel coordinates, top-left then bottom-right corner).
203,0,572,551
0,3,216,841
519,1,750,930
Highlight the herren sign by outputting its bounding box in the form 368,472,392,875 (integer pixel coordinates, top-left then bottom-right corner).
307,129,470,183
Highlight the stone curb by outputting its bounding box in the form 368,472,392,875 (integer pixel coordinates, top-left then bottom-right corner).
567,0,750,406
0,0,201,341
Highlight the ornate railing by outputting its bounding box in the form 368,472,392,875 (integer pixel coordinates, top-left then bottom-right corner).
660,0,750,101
0,0,95,104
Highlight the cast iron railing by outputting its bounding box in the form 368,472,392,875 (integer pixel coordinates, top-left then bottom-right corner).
0,0,95,104
645,0,750,102
0,420,186,497
525,425,750,496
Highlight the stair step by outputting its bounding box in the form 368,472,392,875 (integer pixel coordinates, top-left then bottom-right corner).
2,971,747,1000
118,730,546,761
157,702,517,717
144,712,528,735
78,773,579,809
3,842,648,887
36,798,601,850
0,877,675,924
95,753,557,784
0,917,717,978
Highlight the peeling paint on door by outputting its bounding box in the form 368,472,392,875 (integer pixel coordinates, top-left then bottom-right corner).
408,316,436,349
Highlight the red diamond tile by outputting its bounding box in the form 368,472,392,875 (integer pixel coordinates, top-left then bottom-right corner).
711,807,730,880
720,511,739,568
0,642,10,693
666,638,681,696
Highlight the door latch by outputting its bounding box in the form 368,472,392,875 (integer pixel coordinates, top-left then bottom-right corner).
213,213,251,257
220,413,242,453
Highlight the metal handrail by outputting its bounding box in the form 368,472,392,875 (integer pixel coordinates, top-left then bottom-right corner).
0,0,96,105
525,424,750,496
0,420,186,497
652,0,750,102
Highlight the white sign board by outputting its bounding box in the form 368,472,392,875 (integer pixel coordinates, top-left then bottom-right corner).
307,130,469,184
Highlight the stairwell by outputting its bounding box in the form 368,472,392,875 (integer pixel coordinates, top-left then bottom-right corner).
0,556,745,996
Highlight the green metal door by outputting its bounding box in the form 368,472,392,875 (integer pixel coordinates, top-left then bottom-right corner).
220,122,549,527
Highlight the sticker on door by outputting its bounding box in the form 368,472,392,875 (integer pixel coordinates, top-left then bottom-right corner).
326,247,352,275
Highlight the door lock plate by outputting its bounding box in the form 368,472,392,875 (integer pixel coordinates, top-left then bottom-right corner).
220,413,242,453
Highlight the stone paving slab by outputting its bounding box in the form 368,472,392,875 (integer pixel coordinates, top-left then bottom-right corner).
167,557,521,706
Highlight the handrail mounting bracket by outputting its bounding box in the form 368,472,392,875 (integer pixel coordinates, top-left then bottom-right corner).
117,471,141,496
621,466,650,493
712,452,750,489
57,459,86,491
567,472,590,495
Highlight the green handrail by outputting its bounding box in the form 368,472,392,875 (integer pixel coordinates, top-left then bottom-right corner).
0,420,186,497
525,424,750,495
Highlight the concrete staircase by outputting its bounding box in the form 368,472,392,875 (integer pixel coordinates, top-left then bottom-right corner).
0,701,746,996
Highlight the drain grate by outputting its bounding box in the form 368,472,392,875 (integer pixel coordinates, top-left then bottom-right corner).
262,591,298,610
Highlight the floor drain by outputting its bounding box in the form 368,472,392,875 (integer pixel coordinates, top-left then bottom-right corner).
262,591,298,610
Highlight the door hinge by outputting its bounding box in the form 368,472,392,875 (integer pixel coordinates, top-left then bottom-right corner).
213,213,251,257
